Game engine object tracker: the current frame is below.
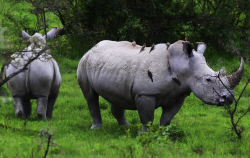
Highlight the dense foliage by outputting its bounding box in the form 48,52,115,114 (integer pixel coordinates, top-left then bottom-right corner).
2,0,250,54
53,0,250,53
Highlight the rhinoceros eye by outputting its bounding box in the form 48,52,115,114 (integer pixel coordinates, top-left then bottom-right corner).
206,78,211,82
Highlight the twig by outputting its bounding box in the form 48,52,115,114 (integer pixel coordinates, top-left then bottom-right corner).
0,47,49,87
43,134,52,158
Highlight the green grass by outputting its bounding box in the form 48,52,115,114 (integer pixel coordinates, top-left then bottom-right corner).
0,46,250,157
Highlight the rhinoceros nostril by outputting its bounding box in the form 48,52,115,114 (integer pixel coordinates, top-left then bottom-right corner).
219,98,225,103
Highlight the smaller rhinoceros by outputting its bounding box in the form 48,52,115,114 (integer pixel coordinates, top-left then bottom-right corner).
5,28,61,120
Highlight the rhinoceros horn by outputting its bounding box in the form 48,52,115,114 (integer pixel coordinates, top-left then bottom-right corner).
226,57,244,89
22,30,31,40
43,27,57,40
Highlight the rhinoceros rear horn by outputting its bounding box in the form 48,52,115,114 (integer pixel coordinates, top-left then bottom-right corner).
219,67,226,76
43,27,57,40
182,42,194,57
22,30,31,40
226,57,244,89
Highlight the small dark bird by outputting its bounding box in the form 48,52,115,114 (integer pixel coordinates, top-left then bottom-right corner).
132,39,136,47
149,43,155,53
148,70,153,82
139,43,146,53
172,76,181,86
166,42,170,50
185,36,188,42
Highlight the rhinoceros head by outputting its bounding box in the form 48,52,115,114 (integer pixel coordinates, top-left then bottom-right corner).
168,40,243,106
22,28,57,48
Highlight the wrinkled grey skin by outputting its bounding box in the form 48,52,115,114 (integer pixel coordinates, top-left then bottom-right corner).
77,40,243,130
5,28,61,120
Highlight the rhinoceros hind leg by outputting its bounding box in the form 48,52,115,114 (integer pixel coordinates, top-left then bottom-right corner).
91,123,102,129
111,104,130,126
85,89,102,129
13,97,25,119
23,99,31,117
136,95,156,132
36,97,48,120
160,98,184,126
46,93,59,118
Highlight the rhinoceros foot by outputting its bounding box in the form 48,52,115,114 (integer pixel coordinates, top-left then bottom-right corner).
37,113,46,120
118,120,130,126
15,110,24,119
90,124,102,130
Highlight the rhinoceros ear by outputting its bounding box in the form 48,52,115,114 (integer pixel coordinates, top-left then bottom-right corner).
196,42,206,54
43,27,57,40
182,42,194,57
22,30,31,40
219,67,226,76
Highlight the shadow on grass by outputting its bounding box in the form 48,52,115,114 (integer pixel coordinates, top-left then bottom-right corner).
0,122,39,135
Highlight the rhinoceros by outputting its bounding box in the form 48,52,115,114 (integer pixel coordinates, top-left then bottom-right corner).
5,28,61,120
77,40,243,130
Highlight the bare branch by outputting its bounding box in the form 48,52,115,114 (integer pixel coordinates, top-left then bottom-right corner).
0,46,49,87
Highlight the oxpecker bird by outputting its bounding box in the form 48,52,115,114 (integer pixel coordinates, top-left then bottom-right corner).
149,43,155,53
139,43,146,53
166,42,170,49
185,36,188,42
132,39,136,47
148,70,153,82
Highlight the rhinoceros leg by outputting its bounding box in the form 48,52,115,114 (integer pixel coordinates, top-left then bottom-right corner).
36,97,48,120
12,97,25,119
23,99,31,117
86,91,102,129
160,98,185,126
46,93,59,118
111,104,130,126
135,95,156,131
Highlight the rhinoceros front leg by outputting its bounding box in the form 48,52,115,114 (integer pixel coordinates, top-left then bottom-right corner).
160,98,185,126
111,104,130,126
135,95,156,132
12,97,25,119
36,97,48,120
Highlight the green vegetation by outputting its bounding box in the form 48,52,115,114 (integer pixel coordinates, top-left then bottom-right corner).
1,0,250,157
0,55,250,157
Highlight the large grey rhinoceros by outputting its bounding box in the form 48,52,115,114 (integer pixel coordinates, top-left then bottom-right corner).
5,28,61,120
77,40,244,130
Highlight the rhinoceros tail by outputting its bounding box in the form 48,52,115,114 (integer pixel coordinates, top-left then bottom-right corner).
25,64,31,95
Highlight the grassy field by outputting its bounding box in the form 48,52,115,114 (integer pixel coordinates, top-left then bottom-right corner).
0,41,250,157
1,1,250,157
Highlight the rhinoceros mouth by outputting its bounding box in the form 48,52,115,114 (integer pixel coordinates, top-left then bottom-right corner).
217,96,233,106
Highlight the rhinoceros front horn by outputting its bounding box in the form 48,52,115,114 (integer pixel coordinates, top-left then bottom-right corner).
226,57,244,89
